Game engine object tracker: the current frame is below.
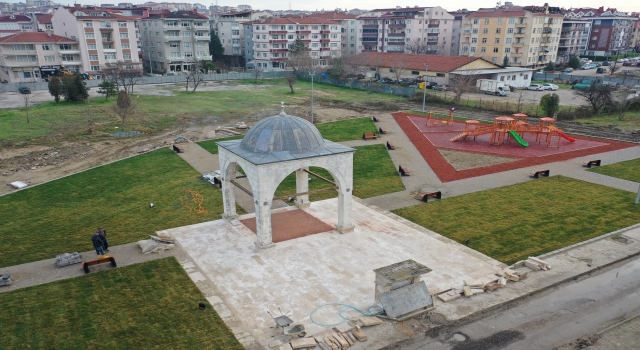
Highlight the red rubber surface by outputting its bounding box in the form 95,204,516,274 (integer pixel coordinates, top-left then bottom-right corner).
241,209,334,243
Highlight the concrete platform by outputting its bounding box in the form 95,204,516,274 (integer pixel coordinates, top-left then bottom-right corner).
164,198,505,344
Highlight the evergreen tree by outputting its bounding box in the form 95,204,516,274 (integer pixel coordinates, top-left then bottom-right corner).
502,55,509,67
540,93,560,117
61,74,89,102
288,37,307,57
97,81,117,101
209,31,224,60
567,56,581,69
544,62,555,72
48,77,62,102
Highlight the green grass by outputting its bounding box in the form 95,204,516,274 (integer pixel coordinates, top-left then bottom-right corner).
0,148,224,268
0,257,243,349
392,176,640,264
570,111,640,131
198,136,244,154
0,79,405,146
315,117,379,142
274,144,405,200
588,158,640,183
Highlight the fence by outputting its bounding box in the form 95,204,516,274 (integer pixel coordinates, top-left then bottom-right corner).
296,72,418,97
533,72,640,87
1,70,291,92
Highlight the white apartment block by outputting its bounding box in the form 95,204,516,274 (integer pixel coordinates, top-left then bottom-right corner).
52,6,140,77
356,6,454,55
215,10,272,56
0,31,80,83
141,10,211,73
312,11,359,56
246,17,342,71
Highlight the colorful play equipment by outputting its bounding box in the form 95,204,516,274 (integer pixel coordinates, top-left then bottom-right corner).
426,108,455,127
450,113,576,148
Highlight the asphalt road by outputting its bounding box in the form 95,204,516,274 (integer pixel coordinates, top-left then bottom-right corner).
385,257,640,350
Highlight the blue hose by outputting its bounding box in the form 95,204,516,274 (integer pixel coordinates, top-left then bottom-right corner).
309,302,384,327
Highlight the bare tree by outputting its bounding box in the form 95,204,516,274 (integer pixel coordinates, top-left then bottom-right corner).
285,74,296,93
20,80,37,123
609,60,620,75
513,83,531,112
361,53,383,80
102,61,143,94
448,71,481,102
114,90,136,129
613,91,638,121
405,39,429,54
574,82,614,115
185,60,204,92
389,55,408,83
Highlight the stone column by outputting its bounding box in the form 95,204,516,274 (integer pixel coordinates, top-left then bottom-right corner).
254,168,275,250
336,154,354,234
221,156,238,221
295,167,310,209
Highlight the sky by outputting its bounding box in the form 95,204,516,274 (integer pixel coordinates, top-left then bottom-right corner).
15,0,640,13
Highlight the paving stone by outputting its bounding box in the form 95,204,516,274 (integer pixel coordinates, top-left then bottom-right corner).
213,303,232,319
206,295,223,305
290,337,317,349
187,271,206,282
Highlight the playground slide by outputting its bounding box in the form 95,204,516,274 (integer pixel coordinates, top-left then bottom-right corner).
554,130,576,142
507,130,529,147
450,132,468,142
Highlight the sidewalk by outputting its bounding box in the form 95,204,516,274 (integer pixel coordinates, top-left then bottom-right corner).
592,313,640,350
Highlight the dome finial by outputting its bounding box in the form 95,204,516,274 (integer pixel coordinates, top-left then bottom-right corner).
279,101,287,116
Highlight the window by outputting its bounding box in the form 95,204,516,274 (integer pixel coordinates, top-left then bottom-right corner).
523,74,528,80
500,76,505,81
507,28,513,34
123,54,132,59
482,38,487,43
496,28,501,34
197,51,206,57
232,29,239,35
288,34,294,39
184,42,191,47
473,19,479,24
44,55,55,62
12,44,35,50
42,44,53,50
470,47,476,52
119,33,128,39
492,57,497,63
171,52,180,58
330,25,338,30
104,53,116,60
183,31,190,37
493,47,499,52
311,43,319,48
86,33,95,39
122,43,130,49
62,55,75,61
506,38,512,44
497,18,503,24
91,65,101,71
84,22,93,27
100,21,112,28
481,47,486,52
157,52,163,57
196,41,205,47
484,19,490,25
170,42,179,47
472,28,478,34
182,21,190,27
471,38,477,43
288,25,294,30
89,54,98,60
483,28,488,34
330,43,337,47
494,38,500,44
504,48,510,53
87,44,97,50
118,22,127,28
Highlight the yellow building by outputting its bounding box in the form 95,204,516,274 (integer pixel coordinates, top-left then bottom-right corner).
460,5,563,68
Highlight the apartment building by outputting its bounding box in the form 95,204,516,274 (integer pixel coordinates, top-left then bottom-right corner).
215,10,271,56
312,11,358,56
141,10,211,73
35,14,53,31
564,7,638,56
52,6,140,77
449,10,471,56
356,6,454,55
460,4,563,68
0,31,79,83
557,19,590,61
244,17,342,71
0,14,36,37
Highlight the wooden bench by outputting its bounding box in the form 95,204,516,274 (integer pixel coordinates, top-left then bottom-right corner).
173,144,185,153
417,191,441,202
386,141,395,150
379,127,387,134
372,116,380,122
399,165,411,176
363,133,377,140
529,170,550,179
82,256,117,274
582,160,601,168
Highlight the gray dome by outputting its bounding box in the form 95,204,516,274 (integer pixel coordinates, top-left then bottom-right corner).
240,111,325,154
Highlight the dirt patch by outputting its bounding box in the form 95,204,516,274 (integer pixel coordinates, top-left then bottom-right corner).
439,149,520,171
240,209,334,242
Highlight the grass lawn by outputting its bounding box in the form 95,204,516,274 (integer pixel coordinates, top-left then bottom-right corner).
198,135,244,154
314,117,378,142
588,158,640,183
570,111,640,132
0,148,223,268
0,257,243,350
275,144,405,200
392,176,640,264
0,79,405,146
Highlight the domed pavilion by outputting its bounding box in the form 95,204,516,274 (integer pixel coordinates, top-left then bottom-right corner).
216,103,356,250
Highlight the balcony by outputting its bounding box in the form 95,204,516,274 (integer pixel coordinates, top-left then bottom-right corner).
319,39,331,43
99,27,113,32
3,60,38,67
319,30,331,34
387,42,405,46
103,48,117,53
59,49,81,55
61,60,83,66
428,24,439,28
165,35,181,41
514,32,525,37
320,47,331,51
232,43,241,47
163,25,179,30
515,23,526,28
362,32,378,37
296,30,311,34
388,32,405,37
269,39,288,44
102,38,114,43
511,51,522,56
269,30,287,34
270,48,288,52
362,24,378,29
512,42,524,47
388,24,406,28
195,35,211,40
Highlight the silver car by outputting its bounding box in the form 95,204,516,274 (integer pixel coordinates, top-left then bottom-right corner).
525,84,544,91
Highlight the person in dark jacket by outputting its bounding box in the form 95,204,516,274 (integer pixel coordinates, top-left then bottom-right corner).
98,227,109,252
91,232,105,257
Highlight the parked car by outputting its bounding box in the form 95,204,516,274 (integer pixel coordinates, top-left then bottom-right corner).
595,62,602,67
427,81,438,89
542,83,559,91
525,84,544,91
563,68,574,73
581,64,592,70
596,67,607,74
432,84,451,91
602,61,610,66
18,87,31,94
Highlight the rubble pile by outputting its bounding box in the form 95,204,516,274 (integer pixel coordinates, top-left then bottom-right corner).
55,252,83,267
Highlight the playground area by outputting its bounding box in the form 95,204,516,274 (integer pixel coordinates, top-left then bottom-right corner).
393,111,637,182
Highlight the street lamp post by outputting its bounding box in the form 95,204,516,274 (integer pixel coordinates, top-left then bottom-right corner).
311,71,315,124
422,63,429,112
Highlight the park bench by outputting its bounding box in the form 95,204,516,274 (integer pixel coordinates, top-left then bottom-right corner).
372,116,380,122
173,144,185,153
416,191,441,202
399,165,411,176
582,160,601,168
82,256,117,274
386,141,395,150
363,133,377,140
379,127,387,134
529,170,550,179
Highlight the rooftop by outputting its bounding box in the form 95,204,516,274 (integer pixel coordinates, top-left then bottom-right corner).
244,17,341,25
147,10,208,20
351,52,498,73
0,14,32,22
0,32,76,44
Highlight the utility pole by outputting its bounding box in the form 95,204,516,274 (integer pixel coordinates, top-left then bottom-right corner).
422,63,429,112
311,71,315,124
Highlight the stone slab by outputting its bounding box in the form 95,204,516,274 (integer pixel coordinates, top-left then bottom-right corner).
290,337,317,349
379,281,433,319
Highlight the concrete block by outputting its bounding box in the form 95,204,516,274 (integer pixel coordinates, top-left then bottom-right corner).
359,316,383,326
268,338,283,349
437,290,461,302
278,344,294,350
334,323,353,333
470,288,485,295
463,286,472,297
290,337,317,349
528,256,552,270
524,260,542,271
485,282,500,292
463,279,484,287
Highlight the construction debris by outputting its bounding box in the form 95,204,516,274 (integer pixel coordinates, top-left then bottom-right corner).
235,122,249,129
150,233,175,244
463,286,473,297
9,181,29,189
526,257,552,270
437,289,462,302
333,323,353,334
217,126,241,136
289,337,316,349
352,325,368,341
359,315,383,326
136,239,175,254
0,274,11,286
278,343,293,350
55,252,83,267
